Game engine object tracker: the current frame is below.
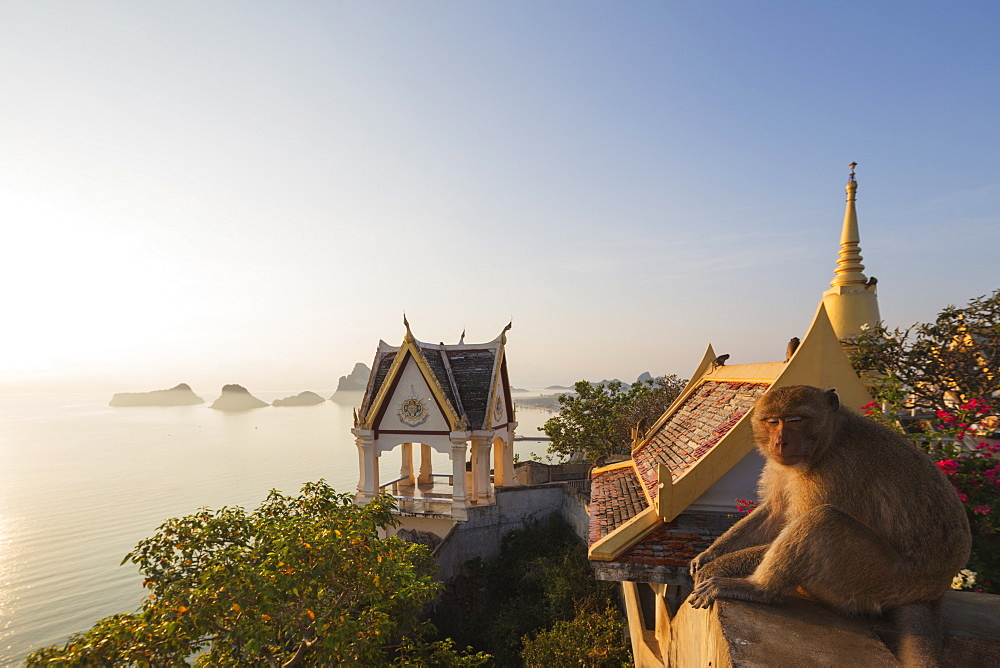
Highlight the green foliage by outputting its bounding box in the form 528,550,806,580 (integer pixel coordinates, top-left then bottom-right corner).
850,289,1000,414
393,636,491,667
431,517,629,667
542,376,686,463
27,481,486,666
521,608,631,668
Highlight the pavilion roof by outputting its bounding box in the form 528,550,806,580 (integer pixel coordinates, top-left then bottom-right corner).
358,322,511,432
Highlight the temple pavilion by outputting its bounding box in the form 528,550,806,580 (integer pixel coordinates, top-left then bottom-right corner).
352,320,517,520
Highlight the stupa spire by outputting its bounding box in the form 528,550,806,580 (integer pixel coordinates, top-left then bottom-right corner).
820,163,881,340
829,162,868,288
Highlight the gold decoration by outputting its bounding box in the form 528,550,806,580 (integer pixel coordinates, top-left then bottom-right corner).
397,386,429,427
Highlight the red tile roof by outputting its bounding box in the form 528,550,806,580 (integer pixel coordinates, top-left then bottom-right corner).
633,380,770,499
589,465,648,546
614,513,739,567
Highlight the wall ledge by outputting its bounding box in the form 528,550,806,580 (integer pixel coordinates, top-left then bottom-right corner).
668,591,1000,667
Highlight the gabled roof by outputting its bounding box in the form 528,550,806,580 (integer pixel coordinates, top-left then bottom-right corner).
357,321,512,432
589,304,873,563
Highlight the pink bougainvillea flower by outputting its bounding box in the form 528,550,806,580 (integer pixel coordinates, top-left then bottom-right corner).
936,459,959,474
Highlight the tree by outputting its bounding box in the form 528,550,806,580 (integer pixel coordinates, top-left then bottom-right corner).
850,289,1000,415
27,481,488,667
542,376,686,463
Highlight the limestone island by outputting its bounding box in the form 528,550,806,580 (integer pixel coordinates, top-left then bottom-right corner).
109,383,204,407
273,391,325,407
209,384,269,411
330,362,370,401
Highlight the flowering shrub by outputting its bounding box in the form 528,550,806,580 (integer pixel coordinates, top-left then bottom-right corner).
893,399,998,594
735,498,759,516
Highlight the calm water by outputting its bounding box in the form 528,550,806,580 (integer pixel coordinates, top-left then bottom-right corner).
0,391,554,664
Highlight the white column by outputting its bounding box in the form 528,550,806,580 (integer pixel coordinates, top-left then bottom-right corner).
450,443,468,507
418,443,433,485
400,442,414,484
500,421,519,486
352,429,379,505
493,436,506,487
471,433,492,502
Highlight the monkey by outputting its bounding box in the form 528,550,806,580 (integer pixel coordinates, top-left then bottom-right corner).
712,354,730,370
688,385,971,666
785,337,800,362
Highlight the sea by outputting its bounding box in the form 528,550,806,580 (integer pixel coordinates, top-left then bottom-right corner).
0,390,556,665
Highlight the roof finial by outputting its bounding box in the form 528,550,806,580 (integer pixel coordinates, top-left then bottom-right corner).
821,163,881,339
501,320,512,344
403,313,414,343
459,328,466,345
830,163,867,288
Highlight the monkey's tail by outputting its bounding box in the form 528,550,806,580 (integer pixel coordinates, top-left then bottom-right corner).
889,600,943,668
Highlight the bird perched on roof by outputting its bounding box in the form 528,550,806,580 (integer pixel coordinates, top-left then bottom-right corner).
786,337,800,362
712,354,730,371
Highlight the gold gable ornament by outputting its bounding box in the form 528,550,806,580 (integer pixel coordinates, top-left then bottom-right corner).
397,386,430,427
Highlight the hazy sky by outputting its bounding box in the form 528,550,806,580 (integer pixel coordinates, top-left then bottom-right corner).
2,2,998,393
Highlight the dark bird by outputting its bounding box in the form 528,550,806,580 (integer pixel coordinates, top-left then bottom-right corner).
866,276,878,291
786,337,801,362
712,354,730,370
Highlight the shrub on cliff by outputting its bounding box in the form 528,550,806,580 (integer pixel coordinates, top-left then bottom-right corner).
27,482,487,666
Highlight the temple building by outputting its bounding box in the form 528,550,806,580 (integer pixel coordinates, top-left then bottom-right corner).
352,319,517,521
588,169,880,665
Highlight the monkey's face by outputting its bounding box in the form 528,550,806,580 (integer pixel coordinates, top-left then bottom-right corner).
752,386,839,467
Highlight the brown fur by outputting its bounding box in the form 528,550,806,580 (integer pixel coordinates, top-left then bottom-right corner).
688,385,971,666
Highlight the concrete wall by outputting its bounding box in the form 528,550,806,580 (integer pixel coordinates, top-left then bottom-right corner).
429,482,589,581
514,461,591,485
561,479,591,542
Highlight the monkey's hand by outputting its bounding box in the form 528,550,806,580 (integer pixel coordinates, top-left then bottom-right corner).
689,576,723,609
689,576,780,609
688,550,716,580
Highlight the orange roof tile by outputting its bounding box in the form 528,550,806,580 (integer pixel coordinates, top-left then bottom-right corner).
589,465,648,546
633,380,770,499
